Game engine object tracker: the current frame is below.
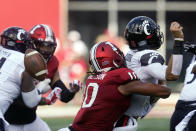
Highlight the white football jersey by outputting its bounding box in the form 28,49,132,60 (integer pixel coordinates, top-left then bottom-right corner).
124,49,167,117
0,46,25,114
179,56,196,101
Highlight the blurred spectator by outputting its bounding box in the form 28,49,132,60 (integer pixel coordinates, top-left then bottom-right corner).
68,30,88,58
95,29,129,54
55,30,88,105
65,30,88,83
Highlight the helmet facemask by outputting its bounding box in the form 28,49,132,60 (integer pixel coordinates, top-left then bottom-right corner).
32,39,56,62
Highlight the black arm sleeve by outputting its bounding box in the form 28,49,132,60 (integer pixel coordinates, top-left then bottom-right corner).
173,40,184,54
52,80,75,103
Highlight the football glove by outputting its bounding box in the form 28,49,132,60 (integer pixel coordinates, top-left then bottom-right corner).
184,42,196,54
36,79,51,94
46,87,62,105
69,80,82,93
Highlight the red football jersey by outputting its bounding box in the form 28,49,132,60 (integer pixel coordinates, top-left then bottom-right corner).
46,55,59,79
72,68,138,131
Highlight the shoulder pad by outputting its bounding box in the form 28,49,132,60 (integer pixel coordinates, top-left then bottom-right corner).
140,52,164,66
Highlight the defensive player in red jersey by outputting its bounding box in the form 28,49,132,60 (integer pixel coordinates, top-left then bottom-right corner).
4,24,82,131
58,41,171,131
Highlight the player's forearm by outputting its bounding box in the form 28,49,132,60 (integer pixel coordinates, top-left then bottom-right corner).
135,82,171,98
119,80,171,98
60,89,75,103
166,40,183,81
52,80,75,103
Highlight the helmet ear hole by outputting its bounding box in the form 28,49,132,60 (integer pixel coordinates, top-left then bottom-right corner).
102,47,104,51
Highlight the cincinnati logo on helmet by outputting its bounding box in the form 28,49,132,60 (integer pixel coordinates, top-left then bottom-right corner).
17,29,26,40
142,20,150,35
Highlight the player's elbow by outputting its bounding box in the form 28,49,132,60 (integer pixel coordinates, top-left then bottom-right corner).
166,74,179,81
22,88,41,108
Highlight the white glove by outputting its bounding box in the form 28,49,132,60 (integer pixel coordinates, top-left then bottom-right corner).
36,79,51,94
69,80,82,93
46,87,62,105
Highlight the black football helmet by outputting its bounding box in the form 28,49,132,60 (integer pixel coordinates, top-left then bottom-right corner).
124,16,163,51
0,27,31,53
29,24,57,62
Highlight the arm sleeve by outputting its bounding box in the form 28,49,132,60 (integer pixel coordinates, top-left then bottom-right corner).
22,88,41,108
171,55,183,75
52,80,75,103
141,63,167,80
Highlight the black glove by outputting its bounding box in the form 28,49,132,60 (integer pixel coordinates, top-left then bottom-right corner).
184,42,196,54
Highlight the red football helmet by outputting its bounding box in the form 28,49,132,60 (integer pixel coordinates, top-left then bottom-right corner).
29,24,56,62
89,41,125,73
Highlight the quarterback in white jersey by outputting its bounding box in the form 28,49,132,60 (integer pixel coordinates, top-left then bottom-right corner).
0,27,50,131
114,16,184,131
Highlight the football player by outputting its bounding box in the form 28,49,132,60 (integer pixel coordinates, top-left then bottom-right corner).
58,41,171,131
0,26,50,131
4,24,82,131
114,16,184,131
170,43,196,131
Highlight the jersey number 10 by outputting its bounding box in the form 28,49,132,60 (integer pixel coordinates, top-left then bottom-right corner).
82,83,99,108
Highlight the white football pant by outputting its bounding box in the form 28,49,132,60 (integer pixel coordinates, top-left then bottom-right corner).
7,116,51,131
113,117,138,131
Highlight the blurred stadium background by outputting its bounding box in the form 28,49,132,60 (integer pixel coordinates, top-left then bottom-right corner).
1,0,196,130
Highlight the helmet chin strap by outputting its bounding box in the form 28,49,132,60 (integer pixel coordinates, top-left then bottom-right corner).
113,60,119,68
100,67,112,73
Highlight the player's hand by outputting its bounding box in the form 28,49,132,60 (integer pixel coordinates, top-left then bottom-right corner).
46,87,62,105
36,79,51,94
192,65,196,74
184,42,196,54
170,21,184,39
69,80,82,93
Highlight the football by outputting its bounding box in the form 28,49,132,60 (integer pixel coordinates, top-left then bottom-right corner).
24,48,47,81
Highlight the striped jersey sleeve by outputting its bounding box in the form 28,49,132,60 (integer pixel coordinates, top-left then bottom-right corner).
117,68,139,84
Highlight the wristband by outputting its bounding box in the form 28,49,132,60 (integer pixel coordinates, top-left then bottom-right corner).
173,40,184,54
174,38,184,41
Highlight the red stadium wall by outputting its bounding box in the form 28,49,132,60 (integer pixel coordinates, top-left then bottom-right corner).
0,0,60,38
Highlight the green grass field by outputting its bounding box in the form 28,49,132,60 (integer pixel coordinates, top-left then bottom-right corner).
43,117,170,131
